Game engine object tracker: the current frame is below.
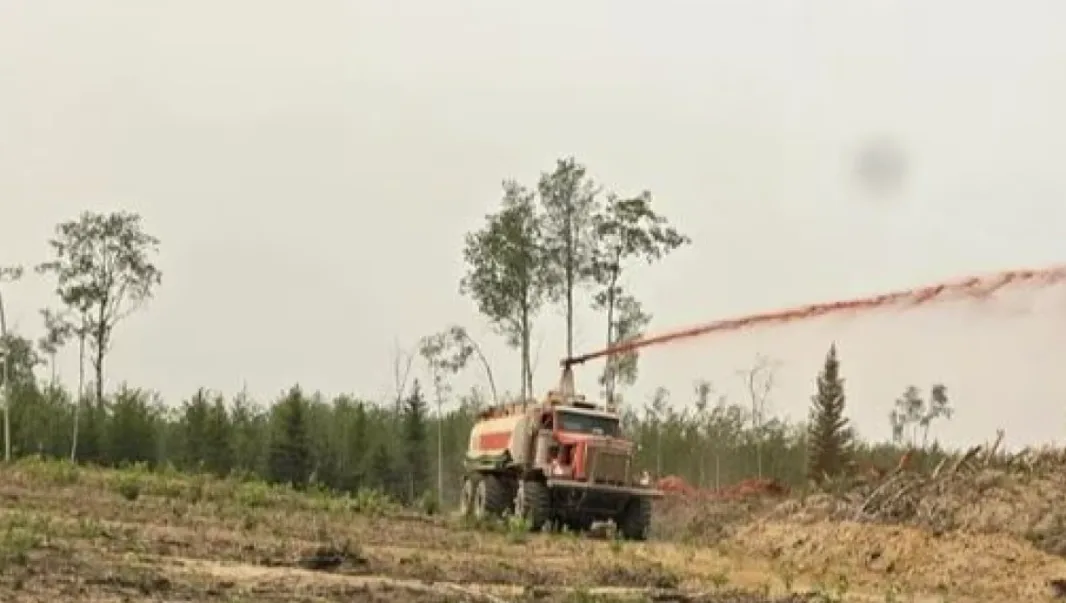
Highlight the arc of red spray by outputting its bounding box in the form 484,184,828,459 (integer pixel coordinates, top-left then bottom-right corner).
565,263,1066,366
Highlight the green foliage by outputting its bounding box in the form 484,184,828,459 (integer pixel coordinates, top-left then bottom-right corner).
368,442,396,495
178,388,234,476
460,156,689,405
106,386,158,467
325,395,369,492
536,157,602,358
0,334,41,391
37,307,73,384
598,294,651,402
806,344,855,483
115,473,142,501
417,328,477,505
229,388,266,475
460,181,550,398
590,192,689,401
0,207,959,522
36,210,162,407
0,266,26,462
505,513,531,544
890,383,953,448
0,363,952,510
402,380,429,502
267,386,312,489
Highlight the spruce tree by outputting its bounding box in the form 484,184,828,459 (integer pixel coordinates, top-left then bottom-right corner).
267,385,312,489
204,394,234,477
339,400,369,492
179,389,210,471
368,442,395,495
806,343,854,483
402,380,429,502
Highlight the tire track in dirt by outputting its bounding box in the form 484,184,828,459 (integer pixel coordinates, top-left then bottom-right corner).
161,555,827,603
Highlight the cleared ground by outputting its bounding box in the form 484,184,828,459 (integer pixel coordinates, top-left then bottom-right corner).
0,459,1064,602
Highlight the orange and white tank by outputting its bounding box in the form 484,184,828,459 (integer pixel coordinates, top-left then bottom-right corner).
467,405,536,464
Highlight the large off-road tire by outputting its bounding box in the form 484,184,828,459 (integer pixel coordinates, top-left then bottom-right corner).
474,474,512,520
616,496,652,541
564,515,593,534
458,476,476,518
514,479,551,531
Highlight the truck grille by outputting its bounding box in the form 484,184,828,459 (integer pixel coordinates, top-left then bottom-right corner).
588,446,630,485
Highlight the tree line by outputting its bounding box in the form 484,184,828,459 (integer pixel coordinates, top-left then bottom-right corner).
0,350,953,505
0,159,956,509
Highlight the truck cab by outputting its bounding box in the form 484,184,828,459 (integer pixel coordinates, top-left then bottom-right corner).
543,406,639,486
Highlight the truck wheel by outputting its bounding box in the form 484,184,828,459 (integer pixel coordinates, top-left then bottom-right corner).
616,496,652,541
458,476,476,518
565,515,592,533
474,474,511,520
514,479,551,531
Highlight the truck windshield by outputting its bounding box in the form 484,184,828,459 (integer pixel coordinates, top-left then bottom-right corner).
556,411,620,436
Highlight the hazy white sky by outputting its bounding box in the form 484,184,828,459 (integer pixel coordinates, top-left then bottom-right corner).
2,1,1064,448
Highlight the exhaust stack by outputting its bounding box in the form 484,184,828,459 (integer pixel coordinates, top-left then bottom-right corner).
558,363,576,400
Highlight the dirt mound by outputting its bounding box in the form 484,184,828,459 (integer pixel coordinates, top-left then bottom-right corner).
658,475,696,495
732,520,1066,601
654,476,792,544
765,443,1066,558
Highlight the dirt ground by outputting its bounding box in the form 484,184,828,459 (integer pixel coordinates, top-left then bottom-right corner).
0,461,1065,602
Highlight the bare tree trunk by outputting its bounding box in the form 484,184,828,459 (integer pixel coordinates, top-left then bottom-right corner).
93,314,106,407
520,304,532,404
518,355,526,402
698,448,705,488
749,372,761,478
0,289,10,463
436,393,443,509
528,331,546,394
655,424,662,477
93,355,104,407
603,281,617,404
715,453,721,490
565,283,573,360
457,333,498,405
742,358,777,480
523,315,533,401
71,330,85,462
392,343,414,418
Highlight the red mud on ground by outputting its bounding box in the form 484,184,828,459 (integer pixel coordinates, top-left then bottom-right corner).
657,475,790,500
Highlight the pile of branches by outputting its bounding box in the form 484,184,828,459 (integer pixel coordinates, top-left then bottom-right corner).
850,441,998,531
775,431,1066,536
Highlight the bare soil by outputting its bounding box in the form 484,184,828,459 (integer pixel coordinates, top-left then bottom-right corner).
0,460,1065,602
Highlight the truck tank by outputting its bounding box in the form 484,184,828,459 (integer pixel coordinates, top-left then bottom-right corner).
465,406,534,470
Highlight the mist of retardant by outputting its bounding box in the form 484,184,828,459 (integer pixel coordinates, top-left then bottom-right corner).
570,264,1066,365
571,263,1066,449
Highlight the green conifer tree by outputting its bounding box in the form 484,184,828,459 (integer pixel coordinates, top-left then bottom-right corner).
368,442,395,495
204,394,234,476
806,343,854,483
402,380,429,502
267,385,312,489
